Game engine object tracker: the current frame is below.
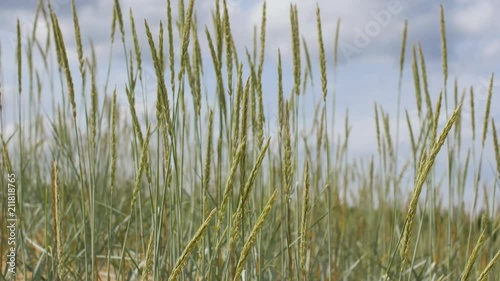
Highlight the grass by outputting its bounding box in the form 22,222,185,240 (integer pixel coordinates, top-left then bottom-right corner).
1,0,500,280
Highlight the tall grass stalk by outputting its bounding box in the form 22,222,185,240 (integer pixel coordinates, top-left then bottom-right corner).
2,2,500,280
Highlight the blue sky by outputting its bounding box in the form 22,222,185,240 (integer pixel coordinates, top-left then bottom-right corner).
0,0,499,207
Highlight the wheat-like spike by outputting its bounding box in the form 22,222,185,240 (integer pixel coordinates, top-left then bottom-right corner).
238,76,251,197
300,161,311,278
26,36,34,98
382,111,394,160
412,46,422,117
316,4,327,102
231,64,244,154
233,190,278,281
440,5,448,87
418,43,432,118
206,26,226,115
125,85,144,146
492,120,500,180
257,15,266,136
159,21,166,73
401,102,462,267
17,19,22,95
31,4,41,40
192,17,202,114
283,101,294,275
251,49,265,147
230,34,240,66
400,146,427,260
240,76,250,151
470,87,476,140
113,0,125,43
248,57,257,140
145,20,171,129
461,227,488,281
217,140,246,231
242,138,270,206
277,50,284,136
51,161,64,279
257,87,265,148
71,0,85,79
214,0,223,62
481,74,494,147
177,0,185,28
302,37,313,94
230,138,271,245
50,10,77,120
185,19,198,115
431,90,443,145
344,109,352,142
168,208,216,281
129,48,135,84
140,231,155,281
398,20,408,92
165,0,175,94
246,50,264,148
39,3,51,54
202,110,214,216
129,9,142,75
284,101,293,196
477,250,500,281
223,0,234,96
178,0,196,80
290,4,301,96
258,2,267,75
90,58,98,148
233,138,271,214
110,2,117,43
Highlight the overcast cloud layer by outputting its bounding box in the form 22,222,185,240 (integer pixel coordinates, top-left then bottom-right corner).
1,0,499,204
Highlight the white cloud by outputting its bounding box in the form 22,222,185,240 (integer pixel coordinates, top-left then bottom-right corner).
0,0,499,198
452,0,494,35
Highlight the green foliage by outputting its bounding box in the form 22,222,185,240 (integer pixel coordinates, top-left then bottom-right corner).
1,1,499,280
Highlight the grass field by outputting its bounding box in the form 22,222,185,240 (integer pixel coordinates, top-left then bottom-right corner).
1,0,500,280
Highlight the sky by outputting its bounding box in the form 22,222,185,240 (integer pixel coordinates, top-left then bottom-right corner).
0,0,499,208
